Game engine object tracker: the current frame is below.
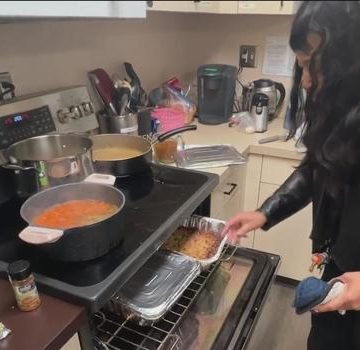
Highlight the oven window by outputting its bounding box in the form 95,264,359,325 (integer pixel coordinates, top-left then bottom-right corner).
177,257,253,349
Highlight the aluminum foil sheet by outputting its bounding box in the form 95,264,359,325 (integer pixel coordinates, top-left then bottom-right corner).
179,215,228,269
176,145,246,169
107,250,200,326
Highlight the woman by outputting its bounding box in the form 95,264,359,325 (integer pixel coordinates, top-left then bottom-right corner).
224,2,360,349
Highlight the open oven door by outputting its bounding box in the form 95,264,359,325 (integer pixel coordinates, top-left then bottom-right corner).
172,247,281,350
92,246,280,350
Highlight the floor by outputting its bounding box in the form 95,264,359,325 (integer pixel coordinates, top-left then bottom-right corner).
247,280,311,350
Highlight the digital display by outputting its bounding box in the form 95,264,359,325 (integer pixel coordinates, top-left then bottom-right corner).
4,113,30,127
14,115,23,122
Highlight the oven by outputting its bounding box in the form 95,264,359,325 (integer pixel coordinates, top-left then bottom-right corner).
0,86,280,350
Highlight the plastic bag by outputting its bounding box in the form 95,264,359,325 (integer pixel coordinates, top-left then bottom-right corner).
229,111,255,134
148,77,197,124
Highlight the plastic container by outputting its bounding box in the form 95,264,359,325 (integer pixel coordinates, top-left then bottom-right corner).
151,107,186,133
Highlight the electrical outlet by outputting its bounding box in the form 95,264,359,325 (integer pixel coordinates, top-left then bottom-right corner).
240,45,257,68
0,72,12,85
0,72,14,101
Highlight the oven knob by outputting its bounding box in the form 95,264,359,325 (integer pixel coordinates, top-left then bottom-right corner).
82,102,94,116
70,106,82,119
57,108,71,124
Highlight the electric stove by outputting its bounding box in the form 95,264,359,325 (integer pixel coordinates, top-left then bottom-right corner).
0,164,218,312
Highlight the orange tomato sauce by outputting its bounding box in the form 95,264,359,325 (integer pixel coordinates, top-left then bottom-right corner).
33,200,118,229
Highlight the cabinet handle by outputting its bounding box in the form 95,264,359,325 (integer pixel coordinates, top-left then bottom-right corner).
147,1,153,7
280,1,284,8
224,183,237,196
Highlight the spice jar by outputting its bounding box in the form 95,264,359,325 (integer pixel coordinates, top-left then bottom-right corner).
8,260,41,312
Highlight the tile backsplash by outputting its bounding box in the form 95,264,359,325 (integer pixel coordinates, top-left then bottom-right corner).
0,11,293,111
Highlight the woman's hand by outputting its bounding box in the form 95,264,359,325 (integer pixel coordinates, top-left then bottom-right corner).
314,272,360,312
223,211,267,244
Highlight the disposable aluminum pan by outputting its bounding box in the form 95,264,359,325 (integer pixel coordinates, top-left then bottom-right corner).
107,250,200,326
169,215,228,270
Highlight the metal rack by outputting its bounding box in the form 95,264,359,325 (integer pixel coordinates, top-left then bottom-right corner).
92,245,236,350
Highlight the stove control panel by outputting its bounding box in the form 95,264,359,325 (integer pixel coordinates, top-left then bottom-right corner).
0,85,99,150
0,106,56,149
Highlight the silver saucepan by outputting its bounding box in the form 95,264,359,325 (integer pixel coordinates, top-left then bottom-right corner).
2,134,94,196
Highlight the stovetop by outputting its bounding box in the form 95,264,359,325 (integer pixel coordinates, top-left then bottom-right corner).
0,164,218,312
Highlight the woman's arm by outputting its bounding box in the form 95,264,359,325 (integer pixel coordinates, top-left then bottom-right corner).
259,159,313,230
223,158,312,242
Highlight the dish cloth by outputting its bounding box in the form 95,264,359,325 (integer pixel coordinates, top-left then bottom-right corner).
293,276,345,315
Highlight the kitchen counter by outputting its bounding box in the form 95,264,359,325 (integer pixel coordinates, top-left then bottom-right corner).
0,278,89,350
181,118,304,179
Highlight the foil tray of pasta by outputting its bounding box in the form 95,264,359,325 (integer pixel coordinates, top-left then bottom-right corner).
162,215,228,269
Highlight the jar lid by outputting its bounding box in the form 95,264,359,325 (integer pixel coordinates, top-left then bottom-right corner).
8,260,31,281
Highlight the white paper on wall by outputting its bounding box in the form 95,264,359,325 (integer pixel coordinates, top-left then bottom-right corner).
262,36,295,77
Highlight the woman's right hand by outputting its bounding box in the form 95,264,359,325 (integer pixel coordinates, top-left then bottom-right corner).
223,211,267,244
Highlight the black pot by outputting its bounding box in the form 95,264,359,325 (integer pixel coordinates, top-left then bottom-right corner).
19,182,126,262
91,125,197,177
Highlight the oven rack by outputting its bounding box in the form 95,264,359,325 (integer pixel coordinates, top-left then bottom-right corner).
92,244,236,350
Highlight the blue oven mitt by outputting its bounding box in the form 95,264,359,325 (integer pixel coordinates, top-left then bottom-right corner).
293,276,345,315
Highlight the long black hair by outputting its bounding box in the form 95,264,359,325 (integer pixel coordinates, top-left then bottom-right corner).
288,1,360,188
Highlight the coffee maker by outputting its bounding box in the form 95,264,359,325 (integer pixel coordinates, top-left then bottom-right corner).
197,64,237,125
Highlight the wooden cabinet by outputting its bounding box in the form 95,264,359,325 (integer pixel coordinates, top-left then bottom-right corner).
238,1,299,15
148,1,299,15
240,154,319,280
148,1,238,14
0,1,146,18
210,165,244,221
254,182,316,280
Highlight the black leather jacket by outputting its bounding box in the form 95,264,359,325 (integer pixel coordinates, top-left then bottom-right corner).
259,158,360,272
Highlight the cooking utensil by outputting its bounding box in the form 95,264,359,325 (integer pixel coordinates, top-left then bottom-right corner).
3,134,94,197
18,175,125,262
258,134,287,144
124,62,146,111
88,69,117,116
91,125,197,177
107,250,201,326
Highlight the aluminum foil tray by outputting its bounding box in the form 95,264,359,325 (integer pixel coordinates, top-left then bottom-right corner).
165,215,228,270
176,144,246,169
107,250,200,326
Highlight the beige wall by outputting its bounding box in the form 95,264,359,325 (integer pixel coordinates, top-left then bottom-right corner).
0,12,294,110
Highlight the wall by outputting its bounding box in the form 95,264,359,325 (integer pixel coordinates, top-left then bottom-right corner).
0,12,294,111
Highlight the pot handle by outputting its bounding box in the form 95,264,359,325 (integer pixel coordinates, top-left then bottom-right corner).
2,163,36,172
156,125,197,143
19,226,64,245
84,173,116,185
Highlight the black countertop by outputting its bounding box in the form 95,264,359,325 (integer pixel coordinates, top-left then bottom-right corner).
0,164,218,312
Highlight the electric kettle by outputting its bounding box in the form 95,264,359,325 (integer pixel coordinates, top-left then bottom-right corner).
242,79,286,120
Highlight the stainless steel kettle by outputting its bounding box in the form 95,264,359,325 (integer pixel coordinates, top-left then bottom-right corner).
242,79,286,120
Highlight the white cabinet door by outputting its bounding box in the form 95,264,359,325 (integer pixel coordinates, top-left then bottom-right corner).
238,1,299,15
0,1,146,18
254,182,319,280
148,1,238,14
